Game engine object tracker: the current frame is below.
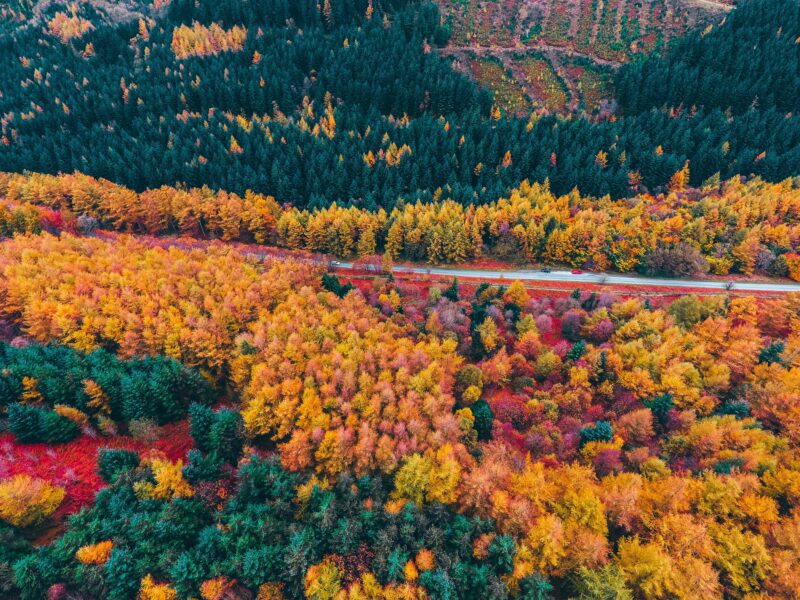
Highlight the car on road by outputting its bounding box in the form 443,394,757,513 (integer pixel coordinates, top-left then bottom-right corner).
540,267,551,273
571,269,583,275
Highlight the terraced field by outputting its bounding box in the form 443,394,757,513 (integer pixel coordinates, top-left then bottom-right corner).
437,0,734,116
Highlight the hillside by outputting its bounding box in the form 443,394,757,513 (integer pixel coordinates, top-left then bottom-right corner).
0,0,796,206
2,1,800,598
435,0,735,116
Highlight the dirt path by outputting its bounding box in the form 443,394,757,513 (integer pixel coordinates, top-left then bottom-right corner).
683,0,734,11
639,0,651,34
540,0,554,43
511,0,527,45
613,0,625,45
566,0,581,39
663,1,675,47
441,44,622,68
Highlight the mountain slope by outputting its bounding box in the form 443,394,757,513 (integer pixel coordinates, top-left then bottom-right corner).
434,0,735,115
0,0,796,206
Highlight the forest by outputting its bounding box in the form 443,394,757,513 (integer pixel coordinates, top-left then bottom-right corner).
2,0,800,598
0,0,798,207
1,233,800,598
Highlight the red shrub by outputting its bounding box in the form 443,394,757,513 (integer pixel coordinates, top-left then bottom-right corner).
0,422,193,518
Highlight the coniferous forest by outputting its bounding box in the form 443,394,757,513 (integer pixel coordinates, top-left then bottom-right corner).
1,0,799,208
4,1,800,599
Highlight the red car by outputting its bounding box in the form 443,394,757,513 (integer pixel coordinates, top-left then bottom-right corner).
571,269,583,275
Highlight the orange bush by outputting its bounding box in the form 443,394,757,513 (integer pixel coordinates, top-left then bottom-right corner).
75,540,113,565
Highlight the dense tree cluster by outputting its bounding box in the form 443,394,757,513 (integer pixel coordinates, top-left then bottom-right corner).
0,0,798,206
9,455,526,600
616,0,800,116
230,285,468,477
170,22,247,58
0,234,800,597
0,199,60,238
6,170,800,278
0,234,319,377
0,341,213,443
46,10,93,43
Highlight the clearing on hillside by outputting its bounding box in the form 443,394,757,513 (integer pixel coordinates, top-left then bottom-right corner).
437,0,733,115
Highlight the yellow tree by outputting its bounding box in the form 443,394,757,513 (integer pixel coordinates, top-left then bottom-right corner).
0,475,64,528
669,162,690,193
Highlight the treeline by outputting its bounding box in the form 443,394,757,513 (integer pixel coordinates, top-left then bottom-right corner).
6,170,800,278
0,171,285,244
0,0,798,206
0,341,213,443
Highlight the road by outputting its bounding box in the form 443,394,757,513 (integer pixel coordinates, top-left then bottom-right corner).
330,262,800,294
142,239,799,294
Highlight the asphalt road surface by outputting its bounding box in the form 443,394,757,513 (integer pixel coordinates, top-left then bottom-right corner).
330,262,800,293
